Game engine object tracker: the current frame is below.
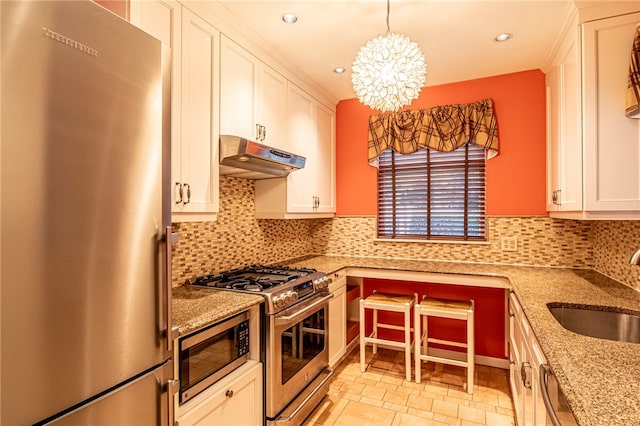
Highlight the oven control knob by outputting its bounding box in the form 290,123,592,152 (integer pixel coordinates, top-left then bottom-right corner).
314,276,329,290
273,295,285,308
283,292,292,304
290,291,299,302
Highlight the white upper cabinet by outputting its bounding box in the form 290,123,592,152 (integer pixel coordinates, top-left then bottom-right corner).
582,12,640,215
220,35,288,149
177,8,220,218
546,13,582,213
254,84,336,218
546,7,640,219
130,2,220,221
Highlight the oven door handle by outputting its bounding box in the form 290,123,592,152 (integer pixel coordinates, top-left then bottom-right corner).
274,292,334,326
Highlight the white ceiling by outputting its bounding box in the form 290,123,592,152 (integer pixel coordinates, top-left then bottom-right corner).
213,0,576,103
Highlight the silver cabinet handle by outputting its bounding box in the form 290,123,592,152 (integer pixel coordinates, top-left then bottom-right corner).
225,389,234,398
540,364,562,426
262,125,266,141
183,183,191,205
552,189,562,205
256,123,261,140
175,182,183,205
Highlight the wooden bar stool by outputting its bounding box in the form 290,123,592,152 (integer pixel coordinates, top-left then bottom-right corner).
414,296,475,394
359,291,416,381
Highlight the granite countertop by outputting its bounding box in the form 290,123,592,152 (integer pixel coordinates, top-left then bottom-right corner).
280,255,640,426
172,285,263,336
171,254,640,425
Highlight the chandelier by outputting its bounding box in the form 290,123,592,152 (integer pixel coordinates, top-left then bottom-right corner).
351,0,427,113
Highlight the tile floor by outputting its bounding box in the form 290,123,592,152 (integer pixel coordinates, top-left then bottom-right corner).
304,346,515,426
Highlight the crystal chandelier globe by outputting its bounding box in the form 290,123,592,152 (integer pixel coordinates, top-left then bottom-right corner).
351,0,427,113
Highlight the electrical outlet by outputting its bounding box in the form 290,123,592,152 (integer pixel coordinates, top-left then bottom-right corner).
501,236,518,252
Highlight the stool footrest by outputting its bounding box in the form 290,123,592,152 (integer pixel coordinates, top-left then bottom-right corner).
419,354,469,369
426,337,467,349
376,323,414,332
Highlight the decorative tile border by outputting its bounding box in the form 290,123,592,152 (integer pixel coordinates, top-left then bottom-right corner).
171,177,639,290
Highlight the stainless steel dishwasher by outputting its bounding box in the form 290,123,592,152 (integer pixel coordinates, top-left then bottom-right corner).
539,364,578,426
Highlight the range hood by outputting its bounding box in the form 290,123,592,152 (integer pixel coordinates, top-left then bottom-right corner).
219,135,306,179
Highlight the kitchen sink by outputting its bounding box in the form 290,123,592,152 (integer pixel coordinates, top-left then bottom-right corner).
547,303,640,344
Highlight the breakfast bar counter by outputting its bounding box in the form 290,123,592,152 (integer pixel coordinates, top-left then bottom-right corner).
280,255,640,426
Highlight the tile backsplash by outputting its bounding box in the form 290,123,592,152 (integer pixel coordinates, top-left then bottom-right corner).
171,177,640,290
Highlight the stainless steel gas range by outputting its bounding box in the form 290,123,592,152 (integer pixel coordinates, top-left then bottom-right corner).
189,265,334,426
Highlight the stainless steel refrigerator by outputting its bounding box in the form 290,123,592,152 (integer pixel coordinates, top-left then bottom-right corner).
1,1,176,424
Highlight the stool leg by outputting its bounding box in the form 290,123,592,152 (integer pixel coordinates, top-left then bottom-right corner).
404,305,411,382
467,307,475,395
360,299,365,373
415,307,421,384
372,308,378,355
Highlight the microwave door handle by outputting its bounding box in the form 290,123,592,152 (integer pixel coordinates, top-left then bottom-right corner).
540,364,562,426
274,293,334,326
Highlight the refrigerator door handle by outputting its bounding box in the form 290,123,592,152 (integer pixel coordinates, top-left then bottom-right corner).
165,226,179,351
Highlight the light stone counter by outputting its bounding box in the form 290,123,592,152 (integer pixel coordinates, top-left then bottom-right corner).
172,285,263,336
279,255,640,426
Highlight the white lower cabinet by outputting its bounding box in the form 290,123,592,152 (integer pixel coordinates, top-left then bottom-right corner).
328,270,347,368
509,292,549,426
176,361,262,426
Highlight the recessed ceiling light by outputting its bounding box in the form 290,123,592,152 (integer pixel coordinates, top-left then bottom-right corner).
334,67,346,74
281,13,298,24
495,33,512,42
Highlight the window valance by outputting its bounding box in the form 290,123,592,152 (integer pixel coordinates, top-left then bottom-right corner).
368,98,499,163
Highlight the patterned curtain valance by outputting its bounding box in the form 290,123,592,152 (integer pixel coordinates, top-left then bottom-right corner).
368,98,499,163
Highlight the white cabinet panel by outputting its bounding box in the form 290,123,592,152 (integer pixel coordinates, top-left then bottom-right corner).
220,36,288,149
546,16,582,212
178,9,220,216
177,361,262,426
130,2,219,220
254,84,336,218
582,13,640,212
547,10,640,219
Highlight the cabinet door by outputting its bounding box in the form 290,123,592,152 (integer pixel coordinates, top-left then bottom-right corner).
129,0,183,210
178,9,220,215
177,362,263,426
286,84,317,212
546,18,582,212
256,65,288,149
314,102,336,213
328,277,346,368
220,36,257,141
582,13,640,212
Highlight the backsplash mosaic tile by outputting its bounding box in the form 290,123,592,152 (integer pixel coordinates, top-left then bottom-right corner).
593,220,640,290
171,177,639,290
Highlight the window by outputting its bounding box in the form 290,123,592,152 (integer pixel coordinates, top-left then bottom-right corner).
377,143,486,241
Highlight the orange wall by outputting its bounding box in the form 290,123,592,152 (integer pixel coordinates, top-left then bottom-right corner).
336,69,548,216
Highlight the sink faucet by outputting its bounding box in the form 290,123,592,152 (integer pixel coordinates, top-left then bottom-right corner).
631,248,640,265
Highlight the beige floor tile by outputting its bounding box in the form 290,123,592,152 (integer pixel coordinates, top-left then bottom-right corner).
433,412,463,425
406,393,434,411
431,399,459,418
333,400,396,426
392,412,448,426
383,388,412,405
361,384,387,400
457,405,486,424
304,347,515,426
360,396,385,407
383,400,409,413
485,411,516,426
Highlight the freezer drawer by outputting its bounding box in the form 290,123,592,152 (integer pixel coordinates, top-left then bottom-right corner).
43,360,175,426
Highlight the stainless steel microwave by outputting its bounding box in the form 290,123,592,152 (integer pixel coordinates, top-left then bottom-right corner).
178,311,250,404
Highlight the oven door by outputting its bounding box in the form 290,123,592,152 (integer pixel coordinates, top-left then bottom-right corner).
266,291,333,420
